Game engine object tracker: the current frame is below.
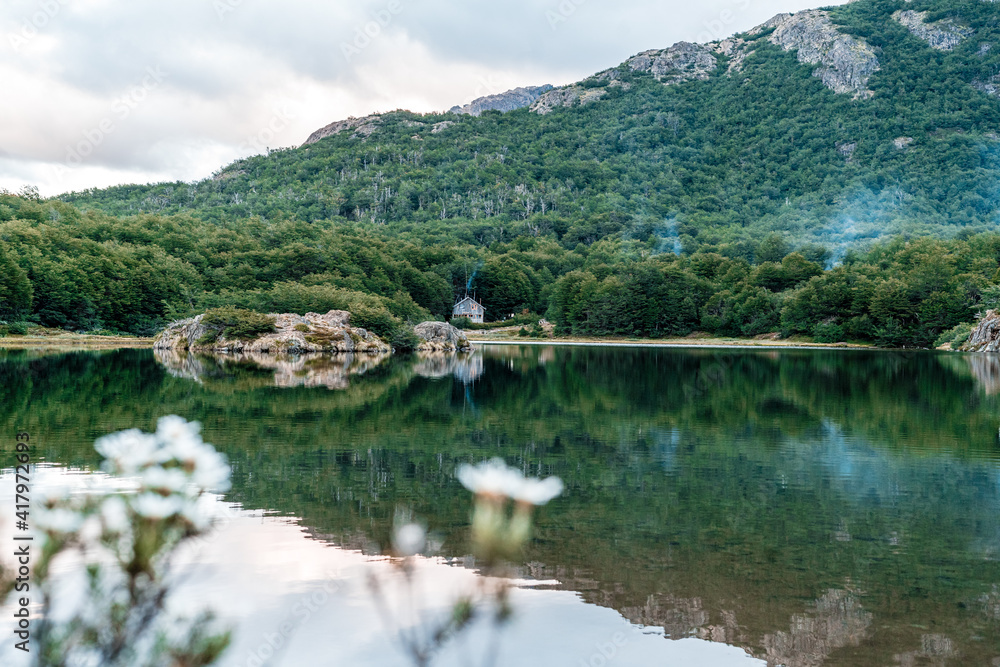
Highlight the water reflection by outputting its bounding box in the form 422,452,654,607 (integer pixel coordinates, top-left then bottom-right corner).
4,346,1000,665
154,348,390,390
412,351,484,384
762,589,872,667
0,467,764,667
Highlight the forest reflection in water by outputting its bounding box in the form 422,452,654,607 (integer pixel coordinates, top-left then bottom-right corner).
3,345,1000,665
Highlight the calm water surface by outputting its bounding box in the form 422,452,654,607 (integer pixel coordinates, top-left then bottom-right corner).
3,345,1000,666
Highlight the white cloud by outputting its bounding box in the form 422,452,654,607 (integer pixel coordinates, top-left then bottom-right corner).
0,0,846,197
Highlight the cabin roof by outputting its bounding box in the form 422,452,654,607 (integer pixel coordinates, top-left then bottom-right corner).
454,296,485,311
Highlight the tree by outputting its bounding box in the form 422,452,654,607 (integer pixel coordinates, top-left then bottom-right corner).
0,244,32,319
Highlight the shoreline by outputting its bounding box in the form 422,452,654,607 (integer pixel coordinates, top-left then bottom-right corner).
0,333,910,353
466,336,876,351
0,335,153,349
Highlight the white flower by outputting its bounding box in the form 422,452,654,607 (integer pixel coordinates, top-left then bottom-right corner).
141,466,190,494
156,415,201,443
457,459,564,505
100,496,131,533
180,499,213,531
157,416,205,463
37,507,84,534
133,493,184,520
78,516,103,543
456,459,524,498
511,476,564,506
393,523,426,557
190,448,231,493
95,417,231,494
164,435,204,466
95,429,160,474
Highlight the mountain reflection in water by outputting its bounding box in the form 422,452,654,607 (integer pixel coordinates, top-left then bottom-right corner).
2,345,1000,666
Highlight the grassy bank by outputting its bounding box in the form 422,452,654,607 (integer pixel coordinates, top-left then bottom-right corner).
0,328,152,349
466,326,875,350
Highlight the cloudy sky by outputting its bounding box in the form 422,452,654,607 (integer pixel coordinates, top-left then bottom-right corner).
0,0,845,196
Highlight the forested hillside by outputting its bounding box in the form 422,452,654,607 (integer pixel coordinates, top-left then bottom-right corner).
3,0,1000,346
64,0,1000,249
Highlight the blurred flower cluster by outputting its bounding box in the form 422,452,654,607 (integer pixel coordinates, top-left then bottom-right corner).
373,459,563,667
22,416,232,667
457,458,563,565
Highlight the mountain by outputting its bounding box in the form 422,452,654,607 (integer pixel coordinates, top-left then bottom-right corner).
63,0,1000,255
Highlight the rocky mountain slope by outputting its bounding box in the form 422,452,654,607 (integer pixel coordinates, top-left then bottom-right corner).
962,309,1000,352
63,0,1000,252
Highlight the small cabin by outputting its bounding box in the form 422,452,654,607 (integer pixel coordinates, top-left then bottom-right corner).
453,296,486,324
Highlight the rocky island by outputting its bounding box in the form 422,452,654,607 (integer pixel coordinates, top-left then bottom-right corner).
154,309,391,354
154,308,471,355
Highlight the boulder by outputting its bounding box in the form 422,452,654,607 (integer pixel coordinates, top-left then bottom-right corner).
414,321,471,352
153,310,390,355
963,310,1000,353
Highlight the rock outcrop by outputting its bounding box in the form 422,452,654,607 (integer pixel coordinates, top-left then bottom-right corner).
154,311,390,355
532,41,717,114
450,85,553,116
624,42,718,84
962,310,1000,353
766,10,880,98
893,10,973,51
414,321,471,352
301,115,382,146
713,38,754,74
973,75,1000,98
531,86,609,114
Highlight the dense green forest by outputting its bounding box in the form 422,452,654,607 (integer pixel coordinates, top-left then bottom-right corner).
0,188,996,347
4,0,1000,345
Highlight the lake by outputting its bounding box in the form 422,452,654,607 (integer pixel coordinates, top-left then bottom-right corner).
2,344,1000,666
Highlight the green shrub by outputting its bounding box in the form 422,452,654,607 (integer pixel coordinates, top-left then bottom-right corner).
199,307,276,343
294,323,310,332
934,322,974,350
451,317,476,330
812,322,844,344
389,325,421,351
518,327,529,337
8,321,29,336
452,313,540,331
